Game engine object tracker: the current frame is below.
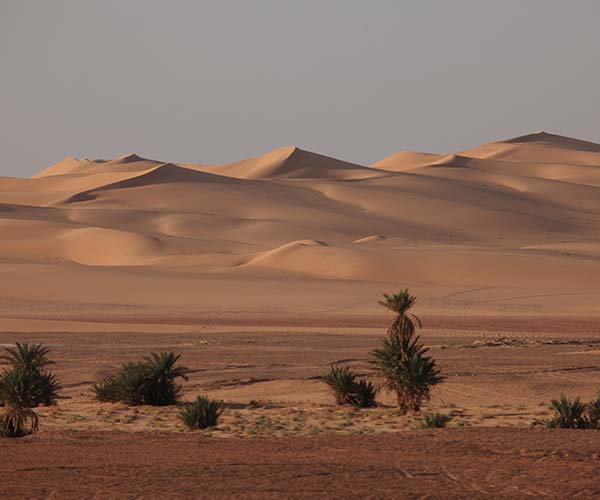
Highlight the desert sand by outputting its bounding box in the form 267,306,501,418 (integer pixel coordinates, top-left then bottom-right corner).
2,131,600,497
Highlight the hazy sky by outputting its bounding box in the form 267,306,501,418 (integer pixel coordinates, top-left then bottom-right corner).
2,0,599,176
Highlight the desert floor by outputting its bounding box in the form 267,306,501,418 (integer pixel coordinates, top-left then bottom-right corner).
1,313,600,497
3,429,600,499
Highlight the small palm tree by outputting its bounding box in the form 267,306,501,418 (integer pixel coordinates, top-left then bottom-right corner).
587,392,600,429
379,289,421,339
323,365,357,405
1,343,53,373
547,395,588,429
143,352,189,406
0,343,60,408
371,334,443,412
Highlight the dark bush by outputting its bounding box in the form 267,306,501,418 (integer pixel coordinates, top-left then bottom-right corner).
546,395,588,429
348,379,378,408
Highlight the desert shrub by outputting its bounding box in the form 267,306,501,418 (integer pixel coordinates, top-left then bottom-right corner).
92,352,189,406
0,404,39,438
323,365,357,405
348,379,378,408
180,396,223,430
420,412,452,428
0,343,60,407
371,333,443,413
546,395,588,429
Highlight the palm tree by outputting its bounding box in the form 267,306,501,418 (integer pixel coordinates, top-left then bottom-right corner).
143,352,190,406
379,289,421,340
1,343,53,373
370,333,443,412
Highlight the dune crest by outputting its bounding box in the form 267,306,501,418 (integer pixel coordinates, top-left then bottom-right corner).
202,146,383,180
369,151,442,172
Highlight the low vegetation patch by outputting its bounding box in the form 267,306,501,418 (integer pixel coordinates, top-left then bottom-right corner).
420,412,452,428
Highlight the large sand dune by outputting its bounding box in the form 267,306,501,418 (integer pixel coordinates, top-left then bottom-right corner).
1,131,600,316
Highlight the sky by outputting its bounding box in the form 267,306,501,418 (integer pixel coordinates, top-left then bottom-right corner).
1,0,600,176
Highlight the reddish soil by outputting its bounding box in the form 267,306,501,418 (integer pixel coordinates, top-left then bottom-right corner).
2,429,600,499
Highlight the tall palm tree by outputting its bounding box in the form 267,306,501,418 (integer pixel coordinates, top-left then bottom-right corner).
379,289,421,340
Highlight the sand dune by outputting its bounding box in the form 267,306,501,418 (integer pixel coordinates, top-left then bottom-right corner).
1,131,600,314
200,145,384,180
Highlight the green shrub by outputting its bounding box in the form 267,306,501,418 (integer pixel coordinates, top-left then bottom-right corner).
0,343,60,407
180,396,223,430
92,352,189,406
547,395,588,429
0,404,39,438
420,412,452,428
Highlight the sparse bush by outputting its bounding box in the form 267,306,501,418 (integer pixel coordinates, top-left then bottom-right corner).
92,352,189,406
0,404,39,438
323,365,357,405
0,343,60,407
371,333,443,413
348,379,378,408
420,412,452,428
546,395,588,429
180,396,223,430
